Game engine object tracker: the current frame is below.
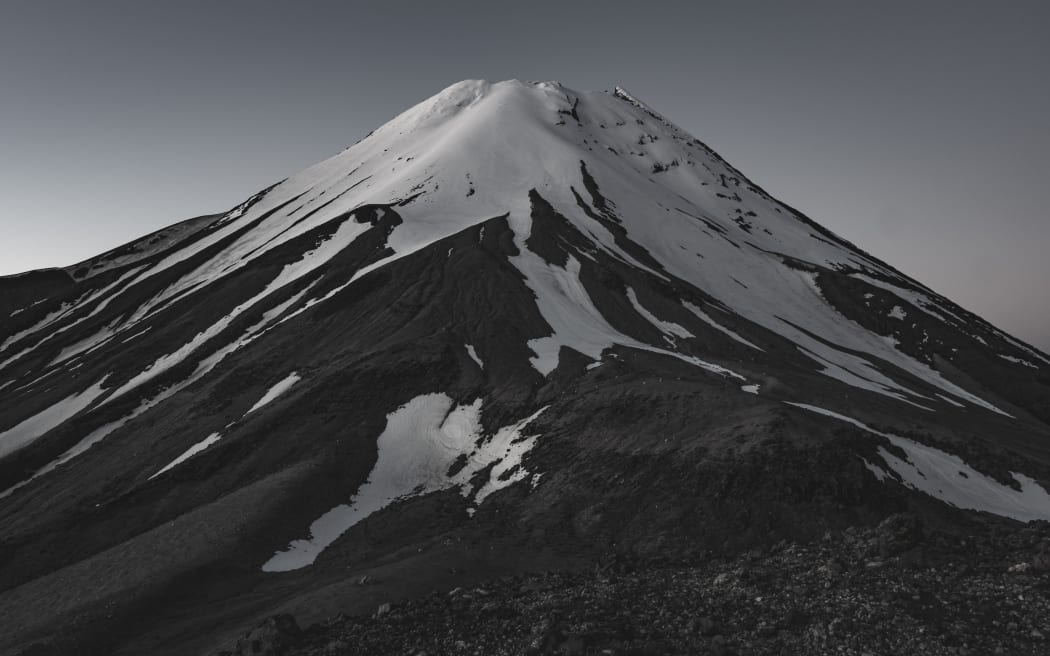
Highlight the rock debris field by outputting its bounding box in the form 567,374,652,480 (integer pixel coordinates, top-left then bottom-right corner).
220,515,1050,656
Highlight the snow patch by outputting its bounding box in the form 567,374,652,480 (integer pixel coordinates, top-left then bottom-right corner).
849,274,958,324
102,218,366,406
262,394,546,572
149,372,300,481
799,273,1009,416
48,321,119,366
0,267,144,369
797,346,932,411
0,415,134,500
998,354,1038,369
936,393,966,408
513,252,742,381
682,301,763,351
465,344,484,369
0,291,315,498
862,458,890,482
0,377,109,459
626,288,693,340
149,432,222,480
454,406,547,507
785,402,1050,522
246,372,301,415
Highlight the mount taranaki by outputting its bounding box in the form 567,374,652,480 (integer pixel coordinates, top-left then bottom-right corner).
1,80,1048,654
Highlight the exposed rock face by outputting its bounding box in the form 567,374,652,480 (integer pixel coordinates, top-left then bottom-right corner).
875,512,923,556
224,614,302,656
0,80,1048,654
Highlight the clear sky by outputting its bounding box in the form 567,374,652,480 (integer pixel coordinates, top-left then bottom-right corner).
1,1,1048,352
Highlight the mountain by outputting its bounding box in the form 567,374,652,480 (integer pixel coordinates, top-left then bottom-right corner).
1,79,1048,655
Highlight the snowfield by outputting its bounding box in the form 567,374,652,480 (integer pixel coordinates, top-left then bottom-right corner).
263,393,546,572
786,403,1050,522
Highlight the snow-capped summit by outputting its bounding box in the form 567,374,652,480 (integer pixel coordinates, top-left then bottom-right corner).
1,80,1048,654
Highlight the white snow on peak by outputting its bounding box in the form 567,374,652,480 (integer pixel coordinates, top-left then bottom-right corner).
262,393,547,572
785,402,1050,522
612,86,654,112
741,384,760,395
888,305,906,320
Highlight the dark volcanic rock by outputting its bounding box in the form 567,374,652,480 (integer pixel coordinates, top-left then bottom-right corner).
877,512,925,556
223,614,303,656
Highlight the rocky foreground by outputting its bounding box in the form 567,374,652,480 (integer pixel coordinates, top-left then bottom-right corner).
217,515,1050,656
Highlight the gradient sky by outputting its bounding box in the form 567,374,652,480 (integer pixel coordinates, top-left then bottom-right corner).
2,1,1048,351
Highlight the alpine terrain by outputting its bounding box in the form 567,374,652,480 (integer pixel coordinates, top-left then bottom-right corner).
1,80,1048,655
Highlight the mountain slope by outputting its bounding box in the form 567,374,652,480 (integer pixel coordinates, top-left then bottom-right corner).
0,79,1048,655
